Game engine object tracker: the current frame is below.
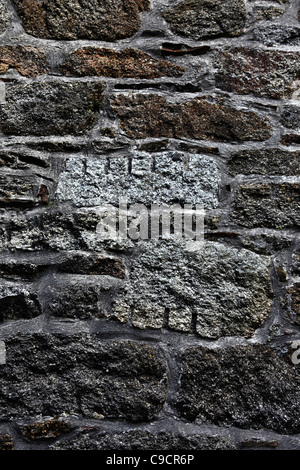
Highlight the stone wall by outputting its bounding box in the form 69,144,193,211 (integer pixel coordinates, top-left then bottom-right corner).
0,0,299,451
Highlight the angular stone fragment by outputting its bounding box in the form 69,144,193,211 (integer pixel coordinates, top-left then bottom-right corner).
58,253,126,278
231,183,300,228
0,149,50,169
0,334,167,421
59,47,184,78
253,25,300,46
228,148,300,176
162,0,246,40
12,0,150,40
281,105,300,129
0,45,49,77
0,81,104,136
48,272,126,321
0,283,41,321
281,134,300,146
0,174,37,206
110,94,271,141
19,419,74,440
215,48,300,99
174,344,300,433
111,240,272,338
241,233,292,255
51,430,235,450
253,6,284,21
55,151,221,208
283,283,300,326
0,261,47,280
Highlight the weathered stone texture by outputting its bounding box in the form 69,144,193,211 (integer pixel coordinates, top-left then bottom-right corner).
0,0,9,34
252,6,285,21
292,251,300,276
12,0,150,40
0,209,106,252
0,283,41,322
51,429,236,450
253,25,300,46
19,418,74,440
215,48,300,99
110,94,271,141
281,134,300,146
231,183,300,228
48,275,125,320
0,45,48,77
0,81,104,136
0,334,167,421
162,0,246,40
0,434,14,450
111,240,272,338
55,151,221,208
175,344,300,434
59,47,184,78
281,105,300,129
227,149,300,176
283,284,300,326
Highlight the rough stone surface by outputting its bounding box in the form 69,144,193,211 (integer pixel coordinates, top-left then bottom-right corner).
12,0,150,40
292,251,300,276
0,334,167,421
231,183,300,228
281,105,300,129
48,275,125,320
0,0,9,35
252,5,285,21
0,434,14,450
227,148,300,176
19,419,74,440
162,0,246,40
0,45,48,77
283,284,300,326
110,94,271,141
0,0,299,451
174,344,300,434
215,48,300,99
55,151,221,208
59,47,184,78
253,25,300,46
51,429,236,450
0,81,104,136
111,240,273,338
0,282,41,322
281,134,300,145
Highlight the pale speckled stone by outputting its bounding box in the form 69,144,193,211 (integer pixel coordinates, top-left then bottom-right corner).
55,152,221,209
111,239,273,338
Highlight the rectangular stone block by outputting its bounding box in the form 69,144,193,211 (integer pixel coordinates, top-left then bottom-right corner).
0,81,104,136
215,48,300,99
174,344,300,434
111,239,273,338
110,94,271,141
12,0,150,40
55,151,221,208
0,334,167,422
231,183,300,228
